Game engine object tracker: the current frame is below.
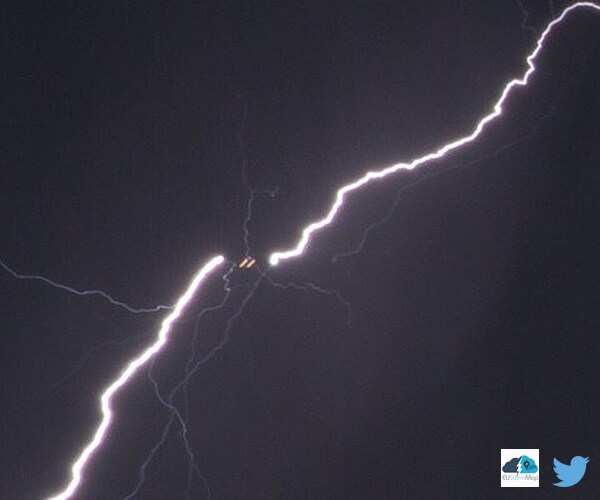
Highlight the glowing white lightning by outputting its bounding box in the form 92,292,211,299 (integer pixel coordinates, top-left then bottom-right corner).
47,255,225,500
45,2,600,498
268,1,600,267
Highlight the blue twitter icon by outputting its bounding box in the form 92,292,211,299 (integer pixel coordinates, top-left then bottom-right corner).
553,456,589,487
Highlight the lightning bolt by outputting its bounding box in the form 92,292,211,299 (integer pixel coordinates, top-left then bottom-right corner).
268,1,600,267
46,2,599,498
331,99,560,264
46,255,225,500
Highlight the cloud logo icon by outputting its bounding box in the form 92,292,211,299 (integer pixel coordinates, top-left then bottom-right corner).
520,455,538,473
502,457,520,473
502,456,538,474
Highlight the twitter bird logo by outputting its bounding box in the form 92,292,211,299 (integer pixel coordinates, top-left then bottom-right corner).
553,456,589,487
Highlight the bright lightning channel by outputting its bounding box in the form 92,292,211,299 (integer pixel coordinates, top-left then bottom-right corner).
47,255,225,500
268,1,600,267
47,2,599,499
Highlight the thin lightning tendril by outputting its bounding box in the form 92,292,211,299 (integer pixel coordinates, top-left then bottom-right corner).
0,258,170,314
124,263,237,500
46,2,599,499
124,271,265,499
268,2,600,267
515,0,538,35
265,275,352,325
47,255,225,500
234,93,280,258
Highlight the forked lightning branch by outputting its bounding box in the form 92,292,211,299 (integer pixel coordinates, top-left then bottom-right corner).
47,3,600,499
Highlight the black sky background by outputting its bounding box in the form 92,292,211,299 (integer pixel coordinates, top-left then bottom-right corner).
1,1,599,499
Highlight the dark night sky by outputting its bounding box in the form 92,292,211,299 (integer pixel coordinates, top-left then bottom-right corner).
1,1,599,499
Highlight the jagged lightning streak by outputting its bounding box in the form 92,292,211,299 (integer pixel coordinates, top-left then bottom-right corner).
268,1,600,267
331,99,559,264
47,255,225,500
44,2,599,498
